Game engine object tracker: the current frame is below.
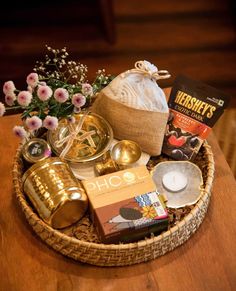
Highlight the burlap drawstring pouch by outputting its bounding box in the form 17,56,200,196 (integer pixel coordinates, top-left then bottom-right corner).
92,60,170,156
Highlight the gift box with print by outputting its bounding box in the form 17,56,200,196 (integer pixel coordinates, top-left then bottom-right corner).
82,165,168,243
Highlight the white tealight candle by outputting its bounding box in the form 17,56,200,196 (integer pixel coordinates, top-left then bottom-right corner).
162,171,188,192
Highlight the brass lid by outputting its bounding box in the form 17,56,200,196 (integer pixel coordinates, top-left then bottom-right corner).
22,138,51,164
47,113,113,163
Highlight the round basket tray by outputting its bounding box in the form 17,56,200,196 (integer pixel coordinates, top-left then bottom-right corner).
13,142,214,267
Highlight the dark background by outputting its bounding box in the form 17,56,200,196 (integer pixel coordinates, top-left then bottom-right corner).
0,0,235,174
0,0,235,96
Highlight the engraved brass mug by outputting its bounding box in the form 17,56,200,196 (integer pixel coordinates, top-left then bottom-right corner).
22,157,88,229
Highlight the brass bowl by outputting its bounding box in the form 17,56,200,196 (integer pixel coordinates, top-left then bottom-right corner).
47,113,113,163
111,140,142,166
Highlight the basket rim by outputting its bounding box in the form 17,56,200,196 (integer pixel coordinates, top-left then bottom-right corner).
13,141,215,251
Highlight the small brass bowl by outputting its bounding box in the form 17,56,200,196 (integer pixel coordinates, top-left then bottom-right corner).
47,113,113,163
111,140,142,166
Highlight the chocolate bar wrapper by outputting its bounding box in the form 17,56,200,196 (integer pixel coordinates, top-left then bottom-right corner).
162,75,230,160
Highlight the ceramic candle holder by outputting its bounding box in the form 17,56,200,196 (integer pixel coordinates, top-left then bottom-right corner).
151,161,204,208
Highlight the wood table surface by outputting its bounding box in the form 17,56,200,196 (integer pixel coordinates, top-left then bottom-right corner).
0,111,236,291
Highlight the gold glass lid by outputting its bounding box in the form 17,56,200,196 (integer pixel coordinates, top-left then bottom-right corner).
22,138,51,164
47,112,113,163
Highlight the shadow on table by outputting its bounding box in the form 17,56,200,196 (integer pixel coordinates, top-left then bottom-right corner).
10,185,213,279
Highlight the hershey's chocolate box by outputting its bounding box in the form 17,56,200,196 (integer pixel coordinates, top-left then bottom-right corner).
82,166,168,244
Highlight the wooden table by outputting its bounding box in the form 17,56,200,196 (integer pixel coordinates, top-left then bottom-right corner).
0,113,236,291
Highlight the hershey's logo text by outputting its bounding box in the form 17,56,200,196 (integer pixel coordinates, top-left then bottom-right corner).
174,90,216,118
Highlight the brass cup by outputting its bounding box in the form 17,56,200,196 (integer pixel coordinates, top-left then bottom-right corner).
22,157,88,229
95,152,119,176
111,140,142,166
95,140,142,176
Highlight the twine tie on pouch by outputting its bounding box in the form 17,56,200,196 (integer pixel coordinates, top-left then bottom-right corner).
122,60,171,81
55,111,96,159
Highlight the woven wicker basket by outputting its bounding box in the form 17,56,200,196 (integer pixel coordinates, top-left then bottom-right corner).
13,142,214,267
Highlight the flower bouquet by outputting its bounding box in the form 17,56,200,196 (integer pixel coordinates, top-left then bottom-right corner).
0,45,113,140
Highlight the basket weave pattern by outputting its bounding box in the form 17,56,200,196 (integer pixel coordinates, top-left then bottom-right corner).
13,143,214,266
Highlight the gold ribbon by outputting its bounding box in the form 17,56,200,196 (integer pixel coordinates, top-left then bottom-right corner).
122,60,171,80
55,111,96,159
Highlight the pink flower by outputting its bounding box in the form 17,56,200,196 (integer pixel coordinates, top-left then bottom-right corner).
26,73,39,88
73,106,81,113
27,86,33,93
72,93,86,108
13,126,28,139
3,81,16,95
54,88,69,103
39,81,47,86
43,116,58,130
37,85,53,101
0,102,6,116
5,94,16,106
67,116,76,123
25,116,42,131
17,91,32,107
82,83,93,96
